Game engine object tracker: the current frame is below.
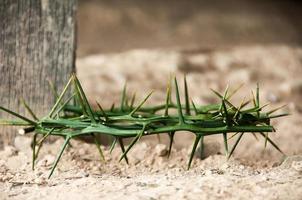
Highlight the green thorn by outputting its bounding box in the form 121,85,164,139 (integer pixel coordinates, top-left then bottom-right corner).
191,99,198,115
210,87,237,112
118,137,129,164
32,133,37,170
130,92,136,110
226,83,244,100
267,104,287,115
251,132,259,141
167,131,175,158
228,132,244,159
233,97,246,120
228,132,239,140
259,132,285,155
96,101,108,121
53,93,76,118
199,135,204,159
222,100,231,126
110,103,115,112
129,91,153,116
256,83,260,118
73,75,96,123
184,75,190,115
119,125,146,162
120,82,127,111
37,128,56,146
20,97,38,121
93,134,105,162
48,136,71,179
164,78,171,116
0,106,36,125
268,113,290,119
223,132,229,157
187,134,201,170
47,79,60,104
174,78,185,124
0,119,31,126
264,132,268,148
48,76,73,117
109,137,117,154
156,134,161,143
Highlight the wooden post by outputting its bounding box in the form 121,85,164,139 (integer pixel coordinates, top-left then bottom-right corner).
0,0,77,145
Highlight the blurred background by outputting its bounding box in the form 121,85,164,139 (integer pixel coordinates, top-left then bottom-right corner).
77,0,302,56
76,0,302,162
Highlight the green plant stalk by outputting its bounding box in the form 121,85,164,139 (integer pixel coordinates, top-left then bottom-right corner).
0,75,288,178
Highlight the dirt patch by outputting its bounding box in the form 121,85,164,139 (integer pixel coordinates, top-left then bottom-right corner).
0,140,302,200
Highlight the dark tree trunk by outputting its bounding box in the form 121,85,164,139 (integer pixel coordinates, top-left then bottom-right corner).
0,0,77,145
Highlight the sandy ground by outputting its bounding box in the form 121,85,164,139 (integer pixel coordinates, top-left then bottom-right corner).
1,140,302,200
1,45,302,199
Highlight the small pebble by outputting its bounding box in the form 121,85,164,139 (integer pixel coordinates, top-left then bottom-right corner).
292,161,302,172
155,144,168,157
37,154,55,167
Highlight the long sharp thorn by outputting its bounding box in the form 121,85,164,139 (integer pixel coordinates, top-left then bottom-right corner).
47,79,60,103
53,93,76,117
156,134,161,143
256,83,260,118
228,132,244,159
20,97,38,121
210,87,237,111
184,75,190,115
223,132,229,157
199,135,204,159
73,75,96,123
109,137,117,154
256,83,260,107
191,99,198,115
267,104,287,115
233,97,246,120
130,92,136,110
48,76,73,117
110,103,115,112
119,125,146,162
264,132,268,148
222,100,230,126
0,120,31,126
118,138,129,164
251,90,257,107
96,101,108,121
259,132,285,155
187,134,201,170
130,91,153,116
48,136,71,179
74,86,88,116
120,82,127,111
35,128,56,162
0,106,36,125
119,135,139,162
268,113,290,119
228,132,239,140
220,85,229,112
164,78,171,116
93,134,105,162
168,132,175,158
226,83,244,100
252,132,259,141
32,133,37,170
174,78,185,124
37,128,56,145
